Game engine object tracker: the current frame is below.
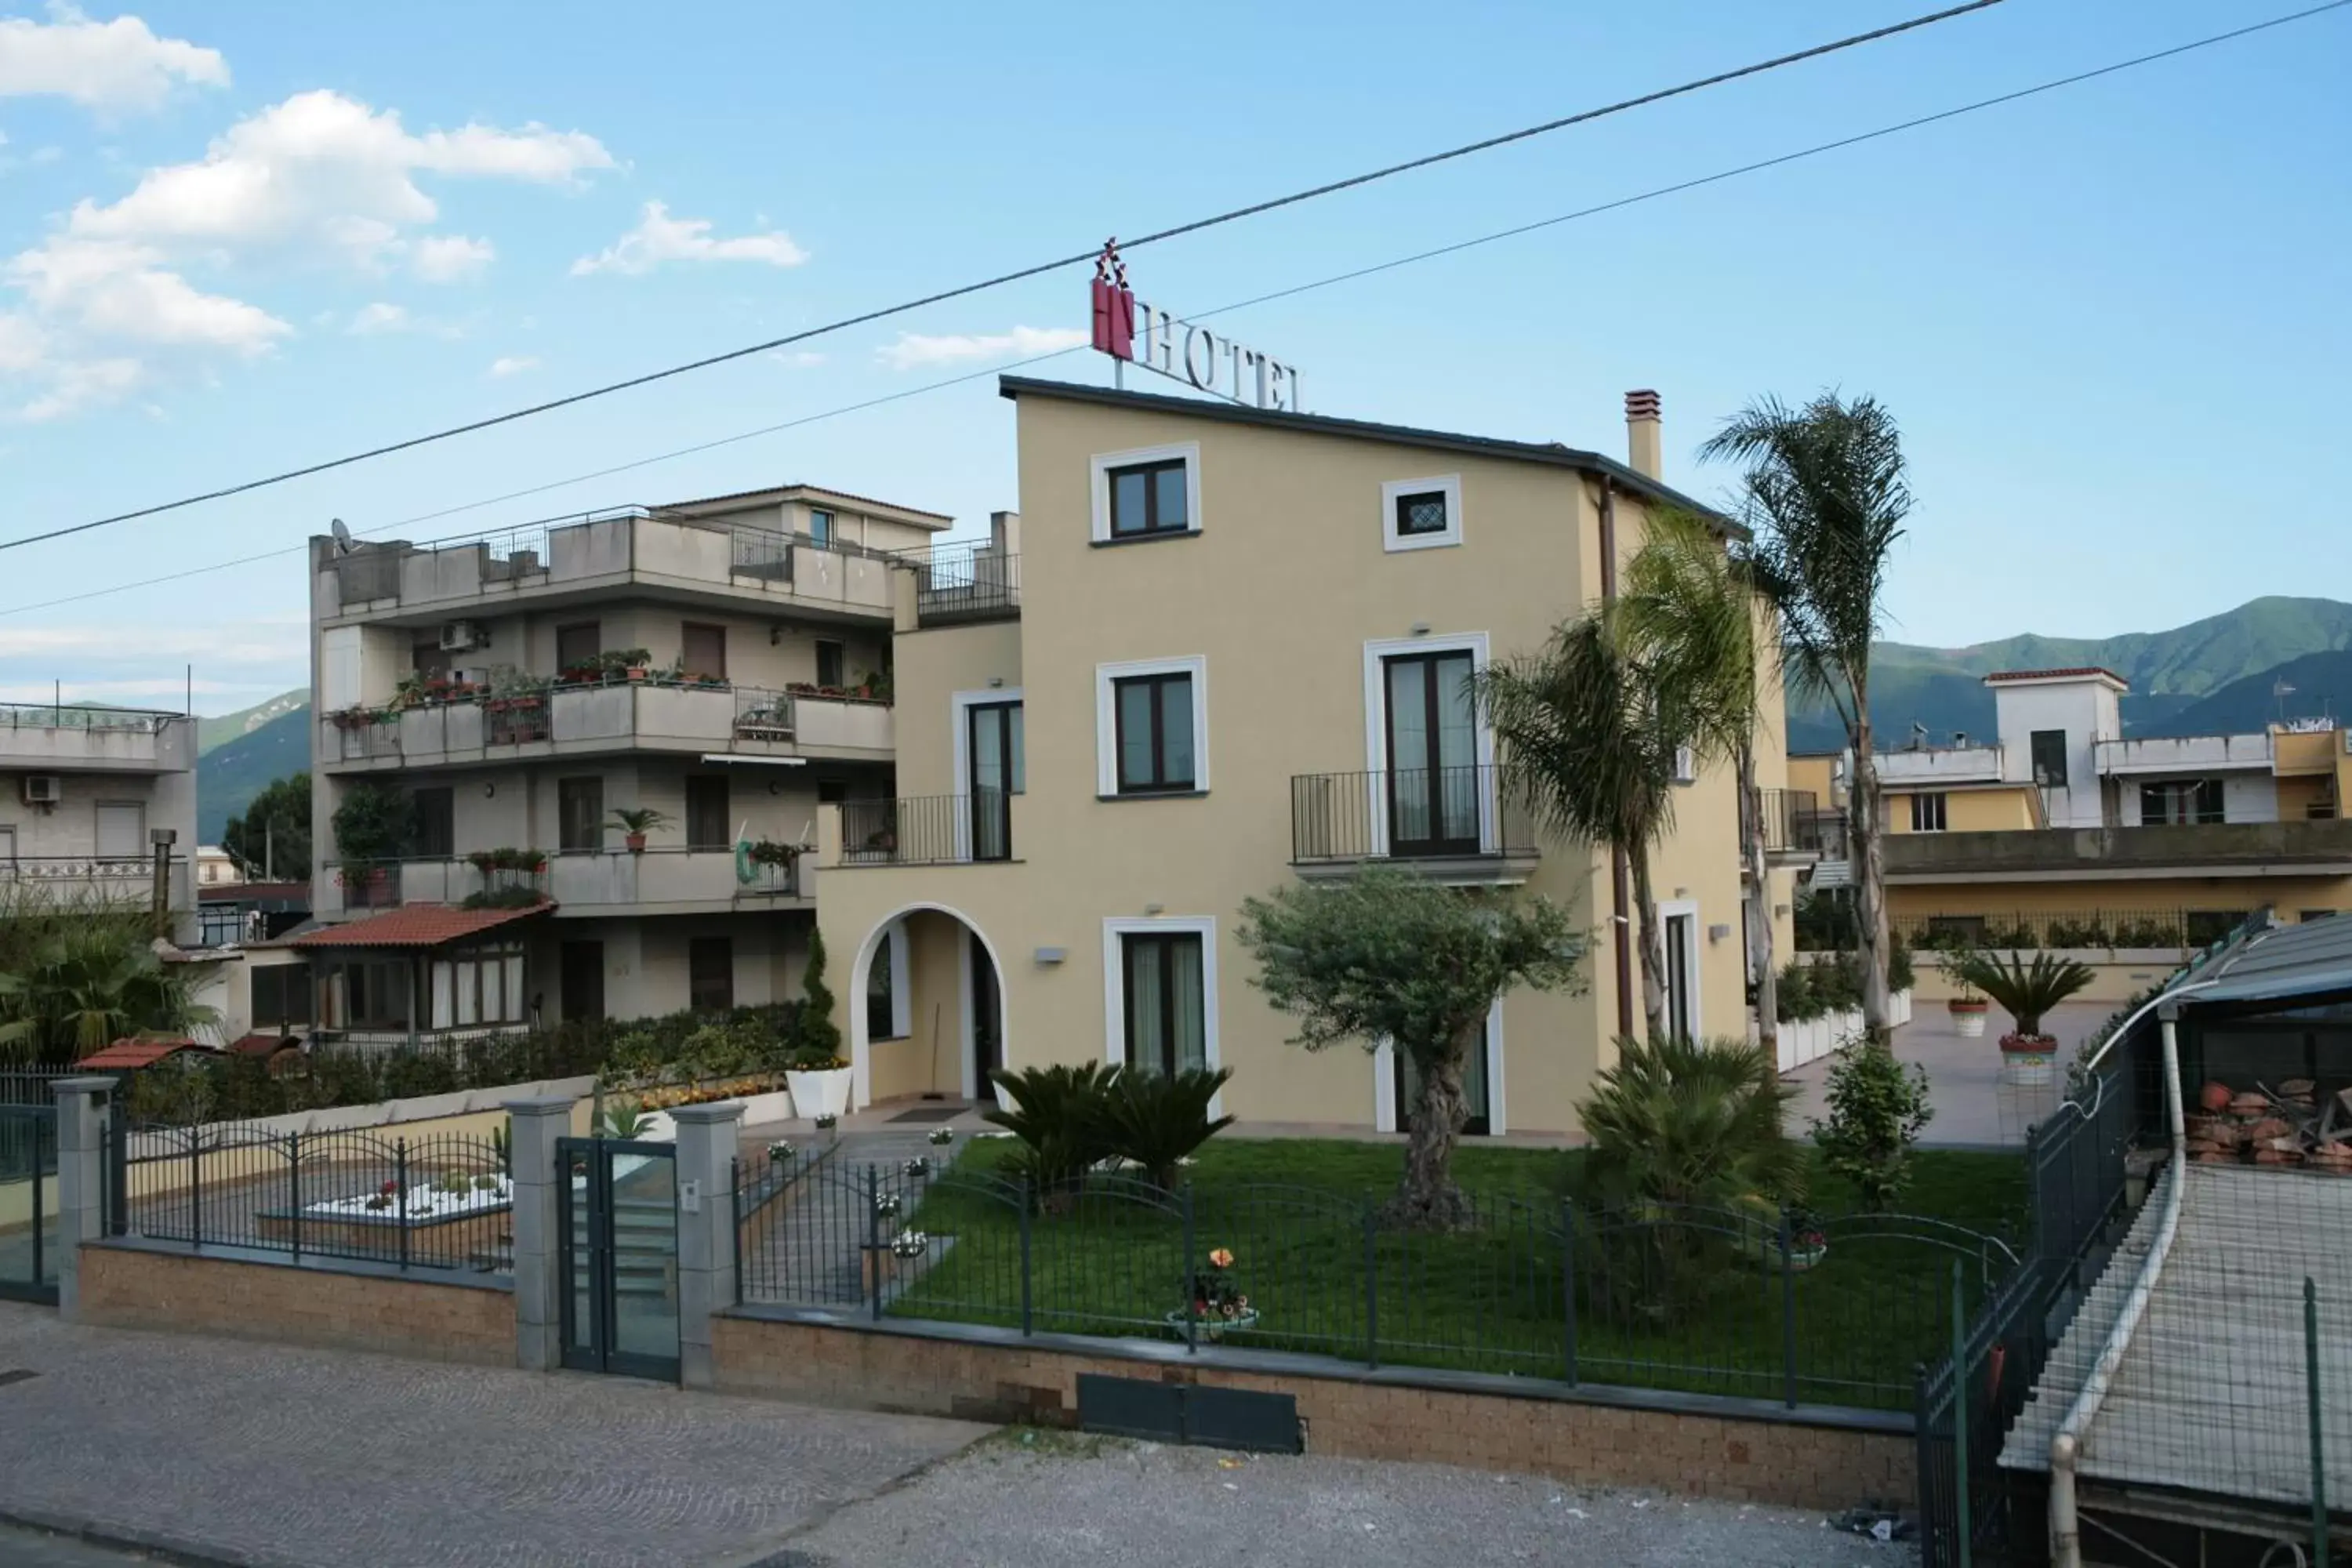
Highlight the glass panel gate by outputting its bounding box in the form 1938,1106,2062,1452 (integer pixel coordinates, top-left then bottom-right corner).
0,1106,57,1305
557,1137,680,1381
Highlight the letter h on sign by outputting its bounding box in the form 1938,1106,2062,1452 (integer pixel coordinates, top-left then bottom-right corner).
1091,240,1134,361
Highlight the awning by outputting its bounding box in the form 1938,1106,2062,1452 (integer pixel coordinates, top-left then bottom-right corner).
290,900,552,950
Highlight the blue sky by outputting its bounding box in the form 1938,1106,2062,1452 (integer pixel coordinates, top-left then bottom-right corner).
0,0,2345,713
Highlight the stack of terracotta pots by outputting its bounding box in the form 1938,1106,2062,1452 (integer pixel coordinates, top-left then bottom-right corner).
2185,1079,2352,1171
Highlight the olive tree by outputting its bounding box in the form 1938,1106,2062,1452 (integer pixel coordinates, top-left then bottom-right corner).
1237,866,1586,1228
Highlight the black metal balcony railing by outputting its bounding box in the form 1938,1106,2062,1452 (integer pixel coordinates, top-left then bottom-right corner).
0,703,177,734
1753,788,1847,858
839,793,1010,867
1290,766,1538,865
912,545,1020,626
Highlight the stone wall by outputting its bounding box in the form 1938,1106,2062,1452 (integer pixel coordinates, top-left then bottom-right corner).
712,1314,1911,1510
78,1243,514,1367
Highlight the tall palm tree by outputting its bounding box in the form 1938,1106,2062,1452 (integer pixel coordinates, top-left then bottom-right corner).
1700,394,1914,1043
1479,613,1683,1042
1617,510,1783,1054
0,921,215,1066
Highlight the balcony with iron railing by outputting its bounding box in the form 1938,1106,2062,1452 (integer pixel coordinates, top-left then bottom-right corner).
317,679,891,771
325,508,902,624
0,703,191,773
908,543,1020,627
1751,788,1849,863
1290,766,1540,883
318,848,807,919
0,854,190,912
1875,742,2004,786
833,793,1013,868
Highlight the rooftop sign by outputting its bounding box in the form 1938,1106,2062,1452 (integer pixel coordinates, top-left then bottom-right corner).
1089,240,1302,412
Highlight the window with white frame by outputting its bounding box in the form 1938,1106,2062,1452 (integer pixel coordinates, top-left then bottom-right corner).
1380,474,1463,552
1909,792,1948,833
1097,656,1208,797
1102,916,1218,1081
1089,442,1201,543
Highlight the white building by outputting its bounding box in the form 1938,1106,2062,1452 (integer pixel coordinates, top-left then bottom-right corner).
0,699,197,935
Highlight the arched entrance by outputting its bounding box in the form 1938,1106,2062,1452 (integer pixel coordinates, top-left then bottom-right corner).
848,902,1008,1112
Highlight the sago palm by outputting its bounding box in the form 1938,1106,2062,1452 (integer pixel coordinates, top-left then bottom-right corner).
1575,1033,1802,1211
1947,950,2094,1040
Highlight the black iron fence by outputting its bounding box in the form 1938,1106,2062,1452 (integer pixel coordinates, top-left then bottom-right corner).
113,1121,511,1274
838,793,1008,867
911,545,1020,625
1754,788,1847,858
737,1156,2016,1413
1290,766,1540,866
1892,908,2228,952
0,1105,56,1303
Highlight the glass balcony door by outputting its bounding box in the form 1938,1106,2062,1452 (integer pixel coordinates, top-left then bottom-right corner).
1382,652,1479,857
966,701,1021,862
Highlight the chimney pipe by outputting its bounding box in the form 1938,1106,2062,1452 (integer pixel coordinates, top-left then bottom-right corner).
1624,389,1662,480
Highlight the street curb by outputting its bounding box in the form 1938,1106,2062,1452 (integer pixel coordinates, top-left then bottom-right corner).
0,1503,312,1567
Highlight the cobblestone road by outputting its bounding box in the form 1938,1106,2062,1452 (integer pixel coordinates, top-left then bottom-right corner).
0,1305,984,1568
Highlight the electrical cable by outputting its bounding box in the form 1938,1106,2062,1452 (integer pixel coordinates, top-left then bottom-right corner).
0,1,2009,556
5,0,2343,621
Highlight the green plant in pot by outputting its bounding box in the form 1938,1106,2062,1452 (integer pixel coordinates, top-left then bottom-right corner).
608,806,673,854
1938,952,1990,1039
1948,949,2094,1086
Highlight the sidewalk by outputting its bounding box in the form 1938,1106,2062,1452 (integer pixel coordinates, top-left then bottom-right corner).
1782,1000,2114,1146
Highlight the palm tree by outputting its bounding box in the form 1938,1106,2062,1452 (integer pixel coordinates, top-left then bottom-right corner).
0,921,216,1066
1478,612,1683,1041
1575,1033,1802,1210
1700,394,1914,1044
1617,509,1783,1055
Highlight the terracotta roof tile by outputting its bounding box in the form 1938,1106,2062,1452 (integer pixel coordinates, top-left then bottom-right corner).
290,900,552,949
75,1037,217,1070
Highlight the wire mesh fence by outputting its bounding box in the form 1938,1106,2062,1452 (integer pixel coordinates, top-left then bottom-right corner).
735,1153,2016,1412
115,1122,512,1274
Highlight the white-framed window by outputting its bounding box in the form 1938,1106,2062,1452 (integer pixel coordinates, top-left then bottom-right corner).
1089,441,1201,543
1380,474,1463,553
1910,792,1948,833
1102,916,1220,1090
1659,902,1700,1040
1361,633,1493,853
1096,655,1208,797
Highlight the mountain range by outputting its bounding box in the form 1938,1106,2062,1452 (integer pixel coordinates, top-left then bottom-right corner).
198,690,308,844
1789,597,2352,753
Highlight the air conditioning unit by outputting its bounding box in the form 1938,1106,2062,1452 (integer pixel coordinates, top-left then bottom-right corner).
21,775,61,805
439,619,489,653
1672,746,1697,786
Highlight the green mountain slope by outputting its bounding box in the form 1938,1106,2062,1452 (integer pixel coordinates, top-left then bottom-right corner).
1789,597,2352,751
2158,650,2352,736
198,705,308,844
198,688,307,755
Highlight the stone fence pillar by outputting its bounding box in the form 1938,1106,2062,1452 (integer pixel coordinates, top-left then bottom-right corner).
50,1076,115,1321
670,1102,743,1390
504,1095,576,1371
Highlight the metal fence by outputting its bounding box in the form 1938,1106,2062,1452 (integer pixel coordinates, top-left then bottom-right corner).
0,1105,56,1302
737,1156,2016,1413
114,1121,511,1274
837,793,1007,867
1891,909,2228,953
1289,766,1540,866
911,545,1020,626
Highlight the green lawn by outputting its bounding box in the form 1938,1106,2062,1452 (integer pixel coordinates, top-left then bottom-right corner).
887,1137,2025,1413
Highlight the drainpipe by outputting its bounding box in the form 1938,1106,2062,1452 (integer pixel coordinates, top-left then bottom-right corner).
2046,990,2206,1566
1599,477,1634,1040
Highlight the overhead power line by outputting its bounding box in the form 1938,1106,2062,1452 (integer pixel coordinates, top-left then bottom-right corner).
4,0,2343,621
0,1,2008,557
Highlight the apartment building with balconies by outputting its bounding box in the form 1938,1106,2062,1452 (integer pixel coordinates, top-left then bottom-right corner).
1853,666,2352,949
304,484,947,1042
0,699,196,934
808,379,1790,1135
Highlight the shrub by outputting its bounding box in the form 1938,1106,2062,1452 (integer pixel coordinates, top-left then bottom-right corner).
793,928,844,1066
2044,918,2110,950
331,783,413,864
1096,1066,1236,1189
2111,917,2178,949
1812,1039,1933,1209
983,1062,1120,1197
1574,1034,1801,1210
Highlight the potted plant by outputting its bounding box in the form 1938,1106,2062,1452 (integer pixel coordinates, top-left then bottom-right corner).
1166,1247,1257,1340
1951,949,2096,1086
1939,953,1991,1038
608,806,673,854
783,930,851,1118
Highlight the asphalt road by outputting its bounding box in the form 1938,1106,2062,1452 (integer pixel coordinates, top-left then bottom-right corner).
0,1527,161,1566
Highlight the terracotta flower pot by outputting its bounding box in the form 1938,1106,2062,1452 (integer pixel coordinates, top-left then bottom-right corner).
1949,998,1988,1039
625,832,647,853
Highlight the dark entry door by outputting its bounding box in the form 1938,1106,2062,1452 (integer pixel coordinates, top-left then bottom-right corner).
970,931,1003,1094
1392,1018,1491,1137
558,1137,680,1381
1382,652,1479,856
967,701,1020,862
559,942,605,1024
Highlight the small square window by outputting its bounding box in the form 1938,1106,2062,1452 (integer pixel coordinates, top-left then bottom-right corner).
1909,792,1947,833
1381,474,1462,551
1109,460,1189,536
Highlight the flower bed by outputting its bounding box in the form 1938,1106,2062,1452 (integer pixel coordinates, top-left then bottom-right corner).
308,1173,513,1221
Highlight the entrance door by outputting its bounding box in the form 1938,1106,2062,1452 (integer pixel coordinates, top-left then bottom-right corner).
1392,1018,1492,1137
1382,652,1479,857
966,701,1021,862
558,1138,680,1381
970,931,1003,1095
1664,913,1697,1041
559,942,605,1023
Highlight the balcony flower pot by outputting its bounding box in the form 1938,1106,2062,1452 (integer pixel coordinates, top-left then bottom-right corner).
626,666,648,683
1948,996,1989,1039
786,1065,852,1121
624,832,648,853
1998,1032,2060,1087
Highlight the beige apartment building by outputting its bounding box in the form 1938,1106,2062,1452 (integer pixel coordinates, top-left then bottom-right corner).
304,486,946,1040
810,378,1792,1135
0,699,196,938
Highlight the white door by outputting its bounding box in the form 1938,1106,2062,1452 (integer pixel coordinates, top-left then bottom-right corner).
96,802,144,859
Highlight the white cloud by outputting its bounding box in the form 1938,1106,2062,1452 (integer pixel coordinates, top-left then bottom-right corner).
0,619,305,666
16,353,136,419
874,325,1087,370
346,301,408,335
572,200,807,277
486,354,536,377
8,236,288,351
412,232,493,283
0,4,227,113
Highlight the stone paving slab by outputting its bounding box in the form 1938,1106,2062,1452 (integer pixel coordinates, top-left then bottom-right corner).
0,1305,985,1568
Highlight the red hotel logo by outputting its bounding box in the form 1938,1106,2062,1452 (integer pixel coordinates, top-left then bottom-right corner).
1088,238,1301,412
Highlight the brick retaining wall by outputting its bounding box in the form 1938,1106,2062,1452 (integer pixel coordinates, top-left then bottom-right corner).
713,1312,1912,1510
78,1242,514,1367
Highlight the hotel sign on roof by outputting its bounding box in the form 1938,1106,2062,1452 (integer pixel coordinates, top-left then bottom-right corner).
1088,239,1303,412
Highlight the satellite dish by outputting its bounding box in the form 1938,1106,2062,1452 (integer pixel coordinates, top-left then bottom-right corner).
329,517,354,554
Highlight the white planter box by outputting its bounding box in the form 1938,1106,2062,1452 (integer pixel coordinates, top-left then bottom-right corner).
1774,989,1912,1073
786,1066,852,1120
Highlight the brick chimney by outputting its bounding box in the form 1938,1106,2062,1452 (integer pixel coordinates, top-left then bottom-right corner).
1624,389,1662,480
